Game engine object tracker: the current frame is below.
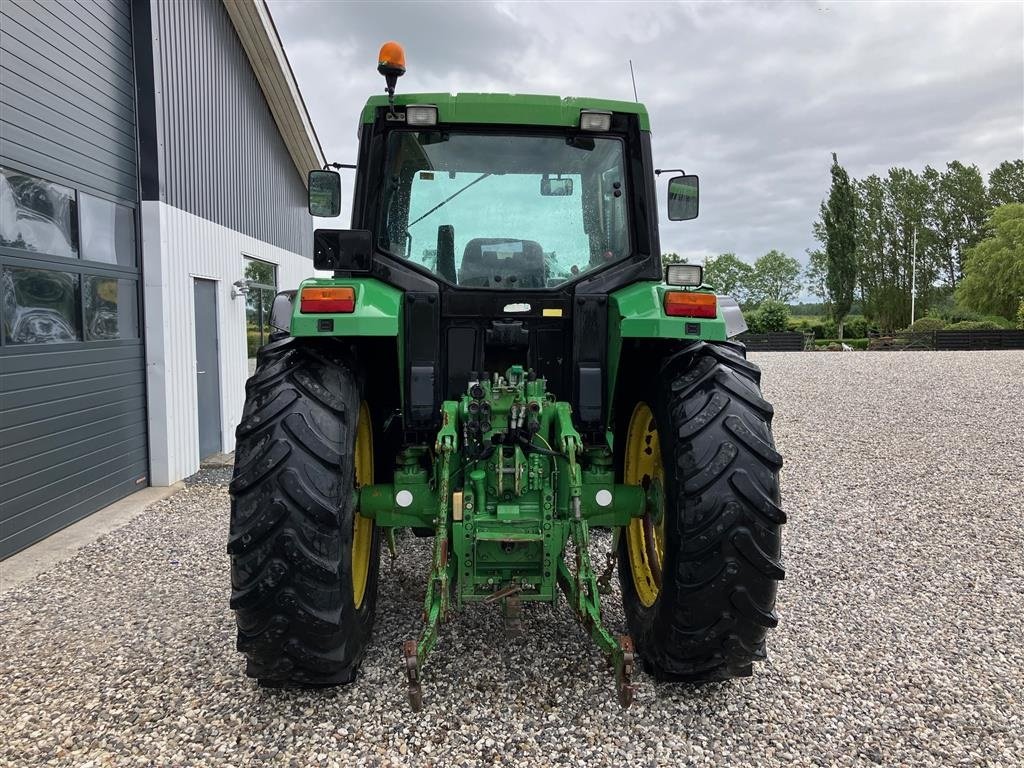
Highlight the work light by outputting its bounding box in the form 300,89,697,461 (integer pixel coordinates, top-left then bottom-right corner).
405,105,438,126
665,263,703,287
579,110,612,131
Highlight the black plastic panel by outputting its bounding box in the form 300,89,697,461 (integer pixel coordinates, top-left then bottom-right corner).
572,295,608,433
403,294,440,429
446,326,477,396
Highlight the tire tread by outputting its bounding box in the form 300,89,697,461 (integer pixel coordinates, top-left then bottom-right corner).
619,341,785,682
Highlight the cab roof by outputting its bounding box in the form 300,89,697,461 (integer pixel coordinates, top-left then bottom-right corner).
361,93,651,131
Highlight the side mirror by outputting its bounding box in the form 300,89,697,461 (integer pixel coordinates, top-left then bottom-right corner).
667,174,699,221
308,170,341,217
541,176,574,196
313,229,373,272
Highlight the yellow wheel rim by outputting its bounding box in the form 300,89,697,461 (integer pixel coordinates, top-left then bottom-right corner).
352,401,374,609
624,402,665,608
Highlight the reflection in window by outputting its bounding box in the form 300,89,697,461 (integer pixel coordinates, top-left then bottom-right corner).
378,132,630,288
2,267,81,344
0,167,78,258
80,194,135,266
84,276,138,340
244,257,277,358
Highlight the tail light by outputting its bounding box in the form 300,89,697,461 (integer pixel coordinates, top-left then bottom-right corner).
664,291,717,319
300,286,356,313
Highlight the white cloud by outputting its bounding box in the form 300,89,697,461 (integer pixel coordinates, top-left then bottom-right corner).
270,0,1024,266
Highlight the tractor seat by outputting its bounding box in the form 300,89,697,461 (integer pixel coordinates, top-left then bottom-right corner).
459,238,545,288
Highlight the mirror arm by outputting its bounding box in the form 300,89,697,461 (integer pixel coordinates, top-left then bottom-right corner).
325,162,357,170
654,168,686,177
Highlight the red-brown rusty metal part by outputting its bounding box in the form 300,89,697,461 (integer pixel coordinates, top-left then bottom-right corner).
402,639,423,712
617,635,636,708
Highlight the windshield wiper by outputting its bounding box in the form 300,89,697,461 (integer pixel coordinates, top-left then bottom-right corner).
407,173,492,229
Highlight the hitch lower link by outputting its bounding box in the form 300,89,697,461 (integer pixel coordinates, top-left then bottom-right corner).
402,434,454,712
400,423,636,710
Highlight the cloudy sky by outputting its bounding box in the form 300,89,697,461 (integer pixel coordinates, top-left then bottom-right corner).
268,0,1023,270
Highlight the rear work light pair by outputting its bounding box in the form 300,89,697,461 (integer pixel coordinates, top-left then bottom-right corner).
300,286,355,313
401,106,611,131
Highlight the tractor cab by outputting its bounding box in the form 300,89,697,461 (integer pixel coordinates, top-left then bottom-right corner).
296,46,713,446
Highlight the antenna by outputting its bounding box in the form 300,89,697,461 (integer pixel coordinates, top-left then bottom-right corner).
629,59,639,102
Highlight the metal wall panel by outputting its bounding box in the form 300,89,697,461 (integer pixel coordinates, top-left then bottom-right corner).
0,0,147,559
0,341,148,558
142,200,315,486
151,0,312,256
0,0,138,201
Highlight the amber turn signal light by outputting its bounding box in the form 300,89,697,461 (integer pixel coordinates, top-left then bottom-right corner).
300,286,356,314
664,291,717,319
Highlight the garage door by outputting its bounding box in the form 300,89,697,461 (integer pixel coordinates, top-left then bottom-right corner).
0,0,147,558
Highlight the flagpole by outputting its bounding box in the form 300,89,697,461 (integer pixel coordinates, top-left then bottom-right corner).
910,226,917,325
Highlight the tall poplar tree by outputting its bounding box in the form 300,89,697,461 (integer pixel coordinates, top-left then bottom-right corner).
822,153,858,339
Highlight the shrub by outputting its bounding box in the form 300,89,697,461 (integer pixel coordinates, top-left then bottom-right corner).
746,300,790,333
979,315,1014,329
1017,300,1024,330
788,316,842,339
937,307,1012,327
840,315,869,339
756,300,791,332
946,320,1003,331
247,330,265,357
940,306,983,323
814,338,869,350
744,312,764,334
902,316,946,334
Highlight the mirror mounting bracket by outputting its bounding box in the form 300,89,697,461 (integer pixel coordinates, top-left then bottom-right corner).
654,168,686,177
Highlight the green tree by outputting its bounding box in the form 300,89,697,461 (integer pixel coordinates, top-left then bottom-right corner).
803,249,830,309
748,249,802,305
756,299,791,332
955,204,1024,321
924,161,989,288
703,252,753,303
988,160,1024,207
661,252,687,268
821,152,858,338
855,168,941,331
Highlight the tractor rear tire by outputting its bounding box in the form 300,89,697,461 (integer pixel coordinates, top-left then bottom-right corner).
618,340,785,681
227,335,380,686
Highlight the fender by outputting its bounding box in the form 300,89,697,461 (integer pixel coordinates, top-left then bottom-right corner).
289,277,403,337
605,280,748,433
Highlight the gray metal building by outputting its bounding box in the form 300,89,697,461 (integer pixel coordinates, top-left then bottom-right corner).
0,0,324,559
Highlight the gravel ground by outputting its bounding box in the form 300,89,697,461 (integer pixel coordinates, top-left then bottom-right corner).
2,351,1022,767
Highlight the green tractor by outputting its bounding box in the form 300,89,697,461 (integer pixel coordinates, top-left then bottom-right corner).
227,43,785,710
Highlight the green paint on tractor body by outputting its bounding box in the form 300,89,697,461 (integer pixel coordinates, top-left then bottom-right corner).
360,92,651,130
290,277,404,336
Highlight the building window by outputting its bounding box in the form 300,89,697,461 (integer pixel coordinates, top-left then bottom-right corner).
0,167,78,258
84,276,139,340
244,257,277,358
0,166,139,348
79,193,136,267
2,266,81,344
